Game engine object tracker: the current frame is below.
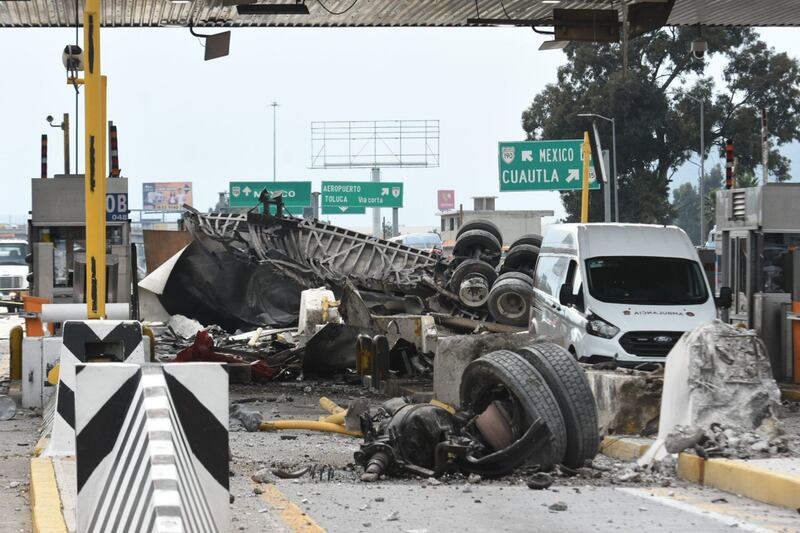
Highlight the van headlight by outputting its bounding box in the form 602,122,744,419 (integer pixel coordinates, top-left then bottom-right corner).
586,314,620,339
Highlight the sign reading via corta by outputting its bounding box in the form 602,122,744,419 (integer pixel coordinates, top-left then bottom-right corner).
321,181,403,208
229,181,312,208
498,140,599,191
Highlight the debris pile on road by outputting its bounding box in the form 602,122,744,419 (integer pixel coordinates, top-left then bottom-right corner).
641,320,789,465
139,196,543,333
136,196,550,391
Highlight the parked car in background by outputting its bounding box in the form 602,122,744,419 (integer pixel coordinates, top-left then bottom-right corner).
0,239,29,301
388,232,443,254
531,224,717,365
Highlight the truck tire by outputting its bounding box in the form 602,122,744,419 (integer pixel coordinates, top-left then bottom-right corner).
495,271,533,285
499,244,539,276
452,229,501,265
456,219,503,246
487,277,534,326
460,350,567,470
448,259,498,308
510,234,543,249
516,344,600,468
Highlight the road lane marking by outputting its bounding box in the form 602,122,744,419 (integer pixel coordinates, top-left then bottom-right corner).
254,482,326,533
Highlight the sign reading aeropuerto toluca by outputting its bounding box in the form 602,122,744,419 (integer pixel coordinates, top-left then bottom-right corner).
321,181,403,208
498,140,599,191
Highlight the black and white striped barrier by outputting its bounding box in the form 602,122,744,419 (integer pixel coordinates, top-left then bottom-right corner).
46,320,147,456
75,362,229,533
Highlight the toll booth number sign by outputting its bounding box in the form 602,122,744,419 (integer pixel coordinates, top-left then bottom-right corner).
106,193,128,222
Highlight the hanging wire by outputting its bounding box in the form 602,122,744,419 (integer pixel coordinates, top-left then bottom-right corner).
316,0,358,16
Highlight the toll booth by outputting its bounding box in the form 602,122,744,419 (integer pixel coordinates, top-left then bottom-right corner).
28,174,131,304
716,183,800,382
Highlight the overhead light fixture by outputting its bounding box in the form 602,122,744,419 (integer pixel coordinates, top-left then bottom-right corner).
189,26,231,60
627,0,675,38
168,0,193,4
542,1,561,3
236,2,310,15
553,8,620,43
538,40,569,51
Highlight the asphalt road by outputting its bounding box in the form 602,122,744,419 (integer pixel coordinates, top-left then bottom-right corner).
1,318,799,533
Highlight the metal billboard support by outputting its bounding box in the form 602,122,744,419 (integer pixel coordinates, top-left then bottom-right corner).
310,120,440,236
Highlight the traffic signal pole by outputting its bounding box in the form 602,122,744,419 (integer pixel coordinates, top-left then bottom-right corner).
83,0,107,318
581,131,591,223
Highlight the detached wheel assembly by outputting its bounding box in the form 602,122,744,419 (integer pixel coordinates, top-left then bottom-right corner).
515,344,600,468
487,276,534,326
499,244,539,276
456,219,503,246
460,350,567,470
448,259,498,308
452,229,502,266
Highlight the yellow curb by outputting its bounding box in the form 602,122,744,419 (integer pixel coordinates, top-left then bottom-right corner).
779,385,800,402
254,482,326,533
677,453,800,510
599,436,652,461
30,457,67,533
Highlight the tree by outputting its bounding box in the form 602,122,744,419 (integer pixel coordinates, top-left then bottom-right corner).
522,29,800,223
672,182,700,243
671,163,723,243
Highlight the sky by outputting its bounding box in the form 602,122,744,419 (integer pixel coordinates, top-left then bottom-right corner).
1,26,798,230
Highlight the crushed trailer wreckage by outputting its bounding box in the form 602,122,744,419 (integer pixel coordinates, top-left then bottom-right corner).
145,194,601,481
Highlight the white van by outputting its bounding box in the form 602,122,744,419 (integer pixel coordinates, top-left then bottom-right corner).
530,224,718,365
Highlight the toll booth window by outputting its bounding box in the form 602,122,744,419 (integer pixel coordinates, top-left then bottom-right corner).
758,233,800,294
733,237,749,315
441,218,445,232
449,218,455,231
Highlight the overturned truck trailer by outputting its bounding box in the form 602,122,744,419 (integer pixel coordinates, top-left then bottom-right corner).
176,196,532,330
185,206,439,296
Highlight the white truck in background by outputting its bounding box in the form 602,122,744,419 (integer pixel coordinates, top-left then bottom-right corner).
0,239,29,302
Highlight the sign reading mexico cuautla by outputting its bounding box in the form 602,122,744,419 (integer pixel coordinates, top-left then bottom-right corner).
229,181,312,207
321,181,403,208
498,140,599,191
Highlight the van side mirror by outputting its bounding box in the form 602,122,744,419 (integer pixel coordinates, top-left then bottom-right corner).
559,283,574,306
716,286,732,309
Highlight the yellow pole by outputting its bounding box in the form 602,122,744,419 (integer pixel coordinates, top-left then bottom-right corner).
83,0,106,319
581,131,591,223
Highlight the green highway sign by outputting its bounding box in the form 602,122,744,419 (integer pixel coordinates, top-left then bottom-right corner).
229,181,312,207
321,205,367,215
498,140,600,192
321,181,403,208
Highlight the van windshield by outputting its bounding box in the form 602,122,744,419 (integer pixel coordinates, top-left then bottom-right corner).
585,256,709,305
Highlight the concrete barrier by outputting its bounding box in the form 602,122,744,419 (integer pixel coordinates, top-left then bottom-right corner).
584,370,662,436
75,362,229,532
46,320,147,456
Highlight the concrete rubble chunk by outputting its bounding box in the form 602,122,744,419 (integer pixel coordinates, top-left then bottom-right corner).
167,314,204,339
640,320,784,466
664,425,706,454
0,395,16,421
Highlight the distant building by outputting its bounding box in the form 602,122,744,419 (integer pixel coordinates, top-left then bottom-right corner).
438,196,554,247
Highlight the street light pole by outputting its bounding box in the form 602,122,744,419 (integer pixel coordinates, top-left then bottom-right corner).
271,101,279,182
686,95,706,244
611,117,618,222
578,113,619,221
